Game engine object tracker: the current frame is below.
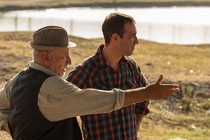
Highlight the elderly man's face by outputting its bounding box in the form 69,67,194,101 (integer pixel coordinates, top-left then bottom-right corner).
47,48,71,76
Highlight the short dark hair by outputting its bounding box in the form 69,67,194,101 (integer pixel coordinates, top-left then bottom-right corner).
102,13,135,45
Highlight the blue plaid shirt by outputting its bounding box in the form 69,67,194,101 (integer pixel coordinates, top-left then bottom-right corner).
67,45,149,140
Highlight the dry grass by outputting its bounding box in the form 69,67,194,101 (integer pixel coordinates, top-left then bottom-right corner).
0,31,209,86
139,105,210,140
136,40,210,82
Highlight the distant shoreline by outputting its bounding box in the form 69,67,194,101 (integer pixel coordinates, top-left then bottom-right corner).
0,1,210,12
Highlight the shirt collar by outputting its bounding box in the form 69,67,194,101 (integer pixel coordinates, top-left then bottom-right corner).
94,44,128,68
29,62,59,76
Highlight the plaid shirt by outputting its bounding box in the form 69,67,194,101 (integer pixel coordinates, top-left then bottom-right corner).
67,45,149,140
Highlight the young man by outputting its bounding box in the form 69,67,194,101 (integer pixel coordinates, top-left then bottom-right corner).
67,13,166,140
0,26,179,140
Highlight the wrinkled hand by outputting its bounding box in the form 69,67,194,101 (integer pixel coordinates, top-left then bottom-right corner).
144,74,180,100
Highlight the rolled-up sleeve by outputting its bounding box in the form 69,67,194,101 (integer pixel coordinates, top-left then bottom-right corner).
38,76,125,121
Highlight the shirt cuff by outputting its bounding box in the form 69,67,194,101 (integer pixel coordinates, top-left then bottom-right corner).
112,88,125,111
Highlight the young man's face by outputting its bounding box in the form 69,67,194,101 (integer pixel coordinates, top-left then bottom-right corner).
118,22,139,56
47,48,71,76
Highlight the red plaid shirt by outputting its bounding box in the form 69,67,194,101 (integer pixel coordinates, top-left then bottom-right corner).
67,45,149,140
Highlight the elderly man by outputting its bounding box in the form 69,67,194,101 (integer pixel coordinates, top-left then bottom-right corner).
0,26,179,140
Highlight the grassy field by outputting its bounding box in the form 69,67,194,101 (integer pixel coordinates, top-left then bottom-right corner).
0,31,210,140
0,32,210,83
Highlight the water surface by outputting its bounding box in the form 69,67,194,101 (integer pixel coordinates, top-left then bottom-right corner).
1,7,210,44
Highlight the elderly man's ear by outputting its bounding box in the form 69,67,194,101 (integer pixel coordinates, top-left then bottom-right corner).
40,51,50,62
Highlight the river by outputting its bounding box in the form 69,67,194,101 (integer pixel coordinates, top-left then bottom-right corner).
0,7,210,45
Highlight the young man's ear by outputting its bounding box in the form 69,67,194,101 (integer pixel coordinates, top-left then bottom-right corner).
112,33,120,42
